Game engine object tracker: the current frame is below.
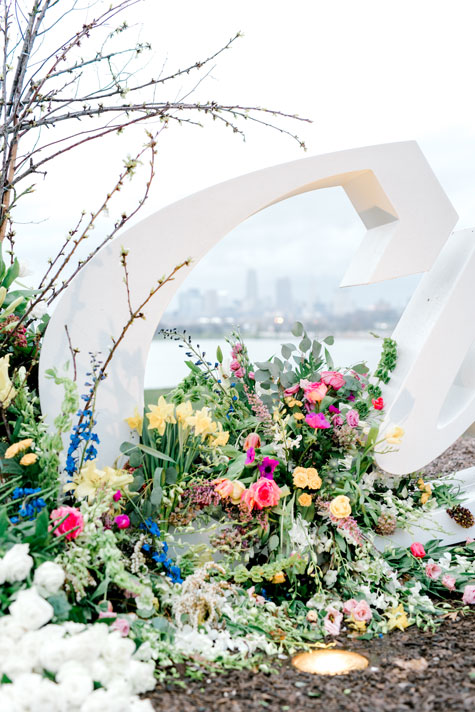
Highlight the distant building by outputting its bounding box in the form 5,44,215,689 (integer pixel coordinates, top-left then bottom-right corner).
275,277,293,314
244,269,259,311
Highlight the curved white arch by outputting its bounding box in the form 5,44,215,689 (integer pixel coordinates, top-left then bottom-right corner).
38,141,457,466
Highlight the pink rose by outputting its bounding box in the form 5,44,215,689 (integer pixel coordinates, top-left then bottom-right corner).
244,433,261,450
248,371,255,380
442,574,456,591
321,371,346,390
115,514,130,529
342,598,358,615
425,561,442,580
304,381,328,403
247,478,281,510
112,618,130,637
462,584,475,605
50,506,84,541
346,409,359,427
241,488,257,511
466,538,475,545
284,384,300,397
332,414,344,427
410,542,426,558
234,368,244,379
230,359,241,372
352,600,372,622
305,412,331,429
323,607,342,636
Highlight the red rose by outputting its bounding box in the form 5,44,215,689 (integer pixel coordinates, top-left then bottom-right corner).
410,542,426,558
372,397,384,410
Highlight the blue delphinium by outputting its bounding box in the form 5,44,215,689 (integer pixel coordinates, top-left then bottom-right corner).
10,487,46,522
140,517,183,584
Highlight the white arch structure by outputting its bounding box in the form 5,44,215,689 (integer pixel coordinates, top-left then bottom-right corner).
39,140,475,545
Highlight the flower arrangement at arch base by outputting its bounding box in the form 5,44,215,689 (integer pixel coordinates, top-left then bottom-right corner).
1,319,475,709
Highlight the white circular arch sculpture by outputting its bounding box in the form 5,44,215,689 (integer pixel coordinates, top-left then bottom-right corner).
38,140,475,544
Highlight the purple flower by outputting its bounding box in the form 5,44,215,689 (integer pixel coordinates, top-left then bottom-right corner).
258,456,279,479
347,393,355,402
329,404,340,414
346,409,359,427
305,412,331,429
245,447,256,465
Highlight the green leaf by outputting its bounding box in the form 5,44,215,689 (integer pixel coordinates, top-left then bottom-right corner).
91,579,109,600
268,534,280,551
281,343,295,359
255,370,269,383
324,348,334,369
135,444,175,463
2,259,20,289
323,335,335,345
299,336,311,352
312,340,322,359
185,360,201,374
226,453,247,480
0,508,9,538
352,362,369,374
291,321,304,337
34,509,49,542
151,468,163,505
165,467,178,484
47,591,71,621
216,345,223,364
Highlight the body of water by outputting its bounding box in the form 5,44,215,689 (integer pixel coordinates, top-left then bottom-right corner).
144,335,384,390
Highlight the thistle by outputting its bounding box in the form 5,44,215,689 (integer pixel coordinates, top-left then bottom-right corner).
374,513,397,536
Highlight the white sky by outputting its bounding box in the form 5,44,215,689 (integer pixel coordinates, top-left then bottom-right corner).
13,0,475,310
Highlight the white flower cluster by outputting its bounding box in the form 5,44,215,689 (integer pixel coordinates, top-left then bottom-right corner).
0,548,155,712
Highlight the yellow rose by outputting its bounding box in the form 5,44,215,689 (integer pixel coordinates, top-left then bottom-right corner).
417,478,426,491
146,396,176,435
293,467,308,488
20,453,38,466
0,355,16,408
420,489,431,505
298,493,313,507
125,407,143,435
293,413,305,421
230,480,246,505
385,426,405,445
306,468,322,490
4,438,33,459
176,400,193,424
272,571,285,584
329,495,352,519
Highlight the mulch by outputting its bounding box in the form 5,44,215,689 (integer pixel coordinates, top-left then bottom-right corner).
146,437,475,712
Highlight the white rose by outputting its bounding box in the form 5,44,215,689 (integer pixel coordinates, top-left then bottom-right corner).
2,543,33,583
7,672,42,706
125,660,156,694
9,587,54,630
35,677,62,712
90,659,114,686
58,673,94,707
33,561,65,596
101,632,135,669
38,637,67,673
80,687,129,712
0,686,20,712
0,614,27,642
1,651,32,679
130,700,155,712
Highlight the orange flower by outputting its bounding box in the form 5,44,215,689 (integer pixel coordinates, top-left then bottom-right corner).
298,493,312,507
272,571,285,584
306,468,322,490
20,453,38,466
293,467,308,488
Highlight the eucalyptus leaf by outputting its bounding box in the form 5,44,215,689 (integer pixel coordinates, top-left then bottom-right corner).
299,336,311,352
165,467,178,484
324,347,334,369
216,345,223,364
323,335,335,345
291,321,304,337
352,362,369,374
268,534,280,551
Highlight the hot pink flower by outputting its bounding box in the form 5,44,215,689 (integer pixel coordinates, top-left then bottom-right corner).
410,542,426,558
113,490,122,502
304,381,328,403
323,606,342,636
112,618,130,637
247,478,281,509
442,574,456,591
321,371,346,390
244,433,261,450
425,561,442,580
332,414,344,427
230,359,241,372
245,447,256,466
372,397,384,410
258,457,279,479
352,600,372,622
115,514,130,529
462,584,475,605
305,412,331,429
284,384,300,397
342,598,358,615
329,404,341,414
50,506,84,541
346,409,359,427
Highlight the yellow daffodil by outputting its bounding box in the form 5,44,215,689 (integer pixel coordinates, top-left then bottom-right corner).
125,407,143,436
4,438,33,459
349,618,367,633
176,400,193,424
385,426,405,445
420,488,432,505
0,355,16,408
64,460,134,503
210,427,230,447
386,604,411,631
146,396,176,435
20,453,38,466
186,407,217,438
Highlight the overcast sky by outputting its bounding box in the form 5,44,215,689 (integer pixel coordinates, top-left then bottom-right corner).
14,0,475,311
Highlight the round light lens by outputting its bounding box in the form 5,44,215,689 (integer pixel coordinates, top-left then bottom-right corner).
292,649,369,675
